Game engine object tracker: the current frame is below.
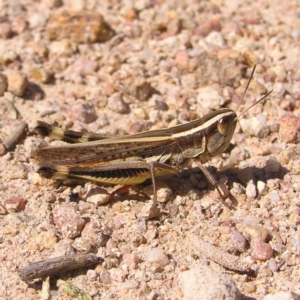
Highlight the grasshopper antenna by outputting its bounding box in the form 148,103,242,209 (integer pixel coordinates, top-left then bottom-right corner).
235,65,272,120
237,90,272,120
236,65,257,112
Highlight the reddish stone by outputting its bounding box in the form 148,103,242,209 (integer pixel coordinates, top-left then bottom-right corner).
4,197,27,212
250,237,273,261
174,51,189,71
53,203,86,238
194,19,221,37
279,114,300,143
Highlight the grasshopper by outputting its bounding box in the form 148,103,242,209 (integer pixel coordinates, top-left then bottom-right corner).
32,66,271,210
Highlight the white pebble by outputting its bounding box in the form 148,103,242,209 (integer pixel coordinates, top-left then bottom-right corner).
178,265,241,300
197,86,225,109
246,181,257,198
205,31,225,47
146,246,169,267
239,117,270,138
257,181,268,195
269,190,280,202
244,215,260,226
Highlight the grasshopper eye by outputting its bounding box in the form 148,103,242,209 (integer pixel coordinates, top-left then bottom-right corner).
217,118,230,136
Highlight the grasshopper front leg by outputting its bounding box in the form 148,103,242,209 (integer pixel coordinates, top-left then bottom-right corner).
194,160,230,200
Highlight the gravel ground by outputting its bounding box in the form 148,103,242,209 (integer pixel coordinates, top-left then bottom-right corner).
1,0,300,299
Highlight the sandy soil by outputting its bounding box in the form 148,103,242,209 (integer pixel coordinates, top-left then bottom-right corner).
0,0,300,299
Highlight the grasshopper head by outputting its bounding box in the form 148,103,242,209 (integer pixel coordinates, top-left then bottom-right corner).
206,109,237,157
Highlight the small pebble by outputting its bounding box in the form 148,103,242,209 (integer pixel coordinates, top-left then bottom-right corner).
230,183,244,196
68,100,98,123
86,269,97,281
269,190,280,202
246,181,257,198
257,181,268,195
205,31,225,47
53,203,86,239
112,214,125,229
122,253,140,266
143,182,173,203
231,229,248,252
86,186,111,206
174,51,189,71
243,282,256,294
178,265,241,300
110,268,128,282
239,117,270,138
108,93,129,114
99,270,111,284
244,224,269,241
250,237,273,261
6,71,28,97
35,231,57,249
194,18,221,37
128,119,151,134
244,214,260,226
82,222,109,248
279,148,296,165
197,86,225,109
268,258,278,272
72,237,91,252
267,120,279,133
49,39,77,57
70,57,99,76
146,246,169,267
120,280,139,290
279,114,300,143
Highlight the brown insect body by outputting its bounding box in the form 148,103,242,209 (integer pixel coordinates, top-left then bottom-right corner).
32,66,271,203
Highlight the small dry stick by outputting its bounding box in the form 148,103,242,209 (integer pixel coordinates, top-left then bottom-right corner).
3,121,27,151
18,253,102,281
188,233,252,273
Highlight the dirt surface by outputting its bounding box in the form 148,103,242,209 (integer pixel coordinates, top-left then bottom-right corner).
0,0,300,299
